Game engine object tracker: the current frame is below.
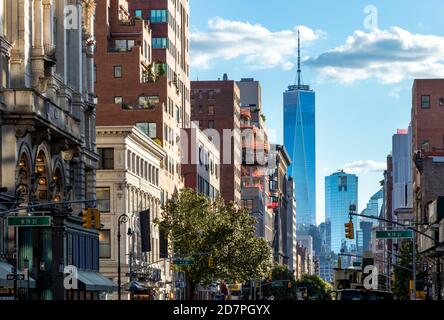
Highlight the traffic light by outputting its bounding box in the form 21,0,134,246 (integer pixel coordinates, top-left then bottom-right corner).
345,220,354,239
208,256,214,268
82,209,92,229
92,209,101,229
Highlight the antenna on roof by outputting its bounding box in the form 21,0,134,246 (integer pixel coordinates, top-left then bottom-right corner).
297,29,301,87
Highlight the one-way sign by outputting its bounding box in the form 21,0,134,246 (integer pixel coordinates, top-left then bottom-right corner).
7,274,25,281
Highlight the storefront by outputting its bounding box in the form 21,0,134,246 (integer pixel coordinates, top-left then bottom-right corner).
0,260,36,300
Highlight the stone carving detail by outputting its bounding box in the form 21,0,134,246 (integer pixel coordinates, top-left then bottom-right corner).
15,125,36,139
31,128,52,145
82,0,96,36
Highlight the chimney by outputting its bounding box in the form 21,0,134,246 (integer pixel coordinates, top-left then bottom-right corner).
223,73,228,81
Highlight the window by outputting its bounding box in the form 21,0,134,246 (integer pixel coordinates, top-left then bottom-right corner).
208,120,214,129
0,53,9,89
208,106,215,115
175,106,180,123
134,9,143,18
96,187,111,212
114,65,122,78
138,95,159,109
338,176,347,192
115,39,135,51
114,96,123,104
93,65,97,83
421,95,430,108
439,98,444,106
99,230,111,259
137,122,157,139
97,148,114,170
151,9,168,23
152,37,167,49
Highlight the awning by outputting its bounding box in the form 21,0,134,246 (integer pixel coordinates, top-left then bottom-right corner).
0,261,36,289
77,270,118,292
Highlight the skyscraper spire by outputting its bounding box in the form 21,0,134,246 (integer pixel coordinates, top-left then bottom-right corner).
297,29,301,87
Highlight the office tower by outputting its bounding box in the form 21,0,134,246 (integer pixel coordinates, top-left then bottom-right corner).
191,77,242,205
283,32,316,226
325,170,358,253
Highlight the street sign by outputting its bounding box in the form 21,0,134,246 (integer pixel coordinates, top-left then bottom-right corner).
6,274,25,281
173,258,195,266
376,230,413,239
7,216,52,227
353,262,362,267
271,281,284,288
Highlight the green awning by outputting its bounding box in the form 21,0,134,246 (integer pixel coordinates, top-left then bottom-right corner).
0,261,36,289
77,270,118,292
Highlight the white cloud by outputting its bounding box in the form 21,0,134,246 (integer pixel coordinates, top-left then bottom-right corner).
308,27,444,84
388,87,402,99
343,160,386,173
191,17,324,70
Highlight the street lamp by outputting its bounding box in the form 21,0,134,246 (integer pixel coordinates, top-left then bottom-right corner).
117,213,132,300
24,257,30,300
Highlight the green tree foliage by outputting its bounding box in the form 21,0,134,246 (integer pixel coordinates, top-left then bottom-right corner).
296,274,333,300
261,264,298,300
155,189,271,299
393,240,413,300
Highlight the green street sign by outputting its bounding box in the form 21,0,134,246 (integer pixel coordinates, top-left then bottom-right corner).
173,258,195,266
376,230,413,239
271,281,284,288
353,262,362,267
7,216,52,227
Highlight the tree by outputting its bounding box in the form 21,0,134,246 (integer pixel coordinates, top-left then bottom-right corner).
156,189,271,299
261,264,298,300
296,274,333,300
393,240,413,300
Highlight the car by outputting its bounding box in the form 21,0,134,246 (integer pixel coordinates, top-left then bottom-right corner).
333,289,394,301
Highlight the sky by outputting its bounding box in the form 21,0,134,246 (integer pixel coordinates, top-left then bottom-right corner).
188,0,444,225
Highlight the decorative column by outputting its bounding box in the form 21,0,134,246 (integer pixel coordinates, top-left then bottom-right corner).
32,0,45,85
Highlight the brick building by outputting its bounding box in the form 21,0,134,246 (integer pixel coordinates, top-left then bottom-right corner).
190,77,242,205
411,79,444,299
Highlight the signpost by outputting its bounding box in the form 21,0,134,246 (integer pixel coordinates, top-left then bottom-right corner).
7,216,51,227
376,230,413,239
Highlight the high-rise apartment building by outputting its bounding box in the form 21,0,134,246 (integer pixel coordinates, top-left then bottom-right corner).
325,171,358,253
190,78,241,205
95,0,190,202
283,35,316,227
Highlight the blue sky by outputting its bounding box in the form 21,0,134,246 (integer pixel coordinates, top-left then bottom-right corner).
189,0,444,225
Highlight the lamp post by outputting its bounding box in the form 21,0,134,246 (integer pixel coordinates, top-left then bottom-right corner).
117,213,132,300
24,257,30,300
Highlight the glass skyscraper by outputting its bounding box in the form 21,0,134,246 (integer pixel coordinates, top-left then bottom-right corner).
325,171,358,253
284,85,316,226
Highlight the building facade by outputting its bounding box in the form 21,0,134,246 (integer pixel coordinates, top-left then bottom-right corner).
181,124,220,200
411,79,444,299
95,0,190,205
325,171,358,253
190,77,241,205
0,0,117,300
96,126,166,300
